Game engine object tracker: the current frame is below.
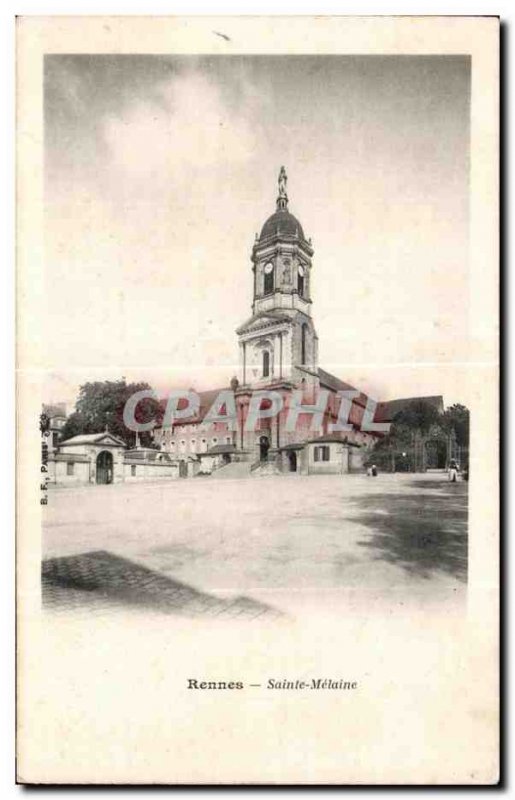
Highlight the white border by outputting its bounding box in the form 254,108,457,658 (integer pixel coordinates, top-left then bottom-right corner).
4,2,509,797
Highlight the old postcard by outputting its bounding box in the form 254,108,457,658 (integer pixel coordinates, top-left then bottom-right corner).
16,16,499,784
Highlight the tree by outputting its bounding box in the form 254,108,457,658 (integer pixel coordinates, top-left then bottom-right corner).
441,403,470,447
392,400,441,435
60,379,162,448
59,410,90,441
366,400,443,472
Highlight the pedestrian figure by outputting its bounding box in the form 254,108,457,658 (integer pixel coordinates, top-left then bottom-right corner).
371,464,378,477
366,466,372,477
448,458,459,482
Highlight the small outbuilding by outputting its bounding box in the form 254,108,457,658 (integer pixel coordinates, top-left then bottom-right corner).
49,431,127,485
304,434,364,475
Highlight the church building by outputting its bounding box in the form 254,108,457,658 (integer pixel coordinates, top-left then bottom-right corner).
51,168,444,484
153,168,396,477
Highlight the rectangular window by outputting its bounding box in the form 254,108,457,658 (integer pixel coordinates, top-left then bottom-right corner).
264,267,274,295
314,445,330,462
66,461,74,475
131,464,136,476
263,350,270,377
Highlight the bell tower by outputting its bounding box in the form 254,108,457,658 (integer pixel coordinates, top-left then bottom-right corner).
236,168,319,389
251,166,314,318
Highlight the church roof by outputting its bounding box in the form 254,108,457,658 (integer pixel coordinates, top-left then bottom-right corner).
316,368,358,395
259,209,305,242
313,368,371,412
158,388,230,427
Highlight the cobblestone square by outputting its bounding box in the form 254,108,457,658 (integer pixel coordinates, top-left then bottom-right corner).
42,472,467,618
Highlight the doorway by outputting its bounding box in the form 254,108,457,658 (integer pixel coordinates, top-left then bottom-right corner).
288,451,297,472
96,451,113,484
259,435,270,462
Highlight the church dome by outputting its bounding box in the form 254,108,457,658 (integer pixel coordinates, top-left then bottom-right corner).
256,167,309,245
259,210,305,242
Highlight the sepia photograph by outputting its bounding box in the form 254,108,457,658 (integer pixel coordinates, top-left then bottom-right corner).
16,16,499,785
41,53,471,620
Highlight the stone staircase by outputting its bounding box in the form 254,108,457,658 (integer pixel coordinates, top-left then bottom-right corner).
209,460,253,480
250,459,282,478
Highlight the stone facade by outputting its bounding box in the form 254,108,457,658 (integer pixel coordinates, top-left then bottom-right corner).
50,170,444,485
48,432,127,485
48,433,181,486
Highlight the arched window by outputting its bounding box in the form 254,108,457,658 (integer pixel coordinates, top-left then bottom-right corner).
263,350,270,377
264,262,274,295
298,265,305,297
301,324,308,365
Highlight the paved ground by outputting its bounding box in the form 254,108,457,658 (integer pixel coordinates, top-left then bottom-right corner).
42,472,468,619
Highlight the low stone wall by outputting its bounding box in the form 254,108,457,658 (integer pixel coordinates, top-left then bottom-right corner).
47,457,91,485
123,460,180,481
47,454,181,485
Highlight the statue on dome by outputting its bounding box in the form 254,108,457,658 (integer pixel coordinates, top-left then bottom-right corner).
278,166,288,198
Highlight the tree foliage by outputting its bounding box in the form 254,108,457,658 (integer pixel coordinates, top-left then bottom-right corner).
60,379,162,448
391,400,441,435
366,400,470,472
441,403,470,447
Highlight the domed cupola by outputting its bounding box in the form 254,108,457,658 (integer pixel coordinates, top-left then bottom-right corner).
256,165,310,246
250,167,314,318
259,210,305,242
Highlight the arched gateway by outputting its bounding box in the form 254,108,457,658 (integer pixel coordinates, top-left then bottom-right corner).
96,450,113,484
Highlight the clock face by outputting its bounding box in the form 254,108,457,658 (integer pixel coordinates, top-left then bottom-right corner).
298,265,305,277
264,262,274,274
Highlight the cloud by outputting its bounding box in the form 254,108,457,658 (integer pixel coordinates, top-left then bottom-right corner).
102,71,257,181
44,56,470,395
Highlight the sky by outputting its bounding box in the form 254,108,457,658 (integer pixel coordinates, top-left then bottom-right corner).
44,54,471,410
